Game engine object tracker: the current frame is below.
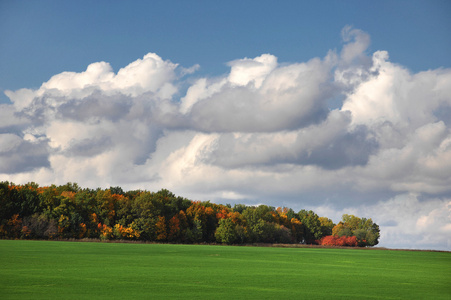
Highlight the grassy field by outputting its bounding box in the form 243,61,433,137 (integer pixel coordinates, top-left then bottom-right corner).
0,240,450,299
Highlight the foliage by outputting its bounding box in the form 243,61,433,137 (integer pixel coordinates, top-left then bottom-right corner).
297,209,323,243
215,218,239,244
319,217,334,237
331,214,380,246
0,181,380,247
319,235,358,247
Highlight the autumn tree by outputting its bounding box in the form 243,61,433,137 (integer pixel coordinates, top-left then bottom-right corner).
331,214,380,246
186,201,220,242
0,181,380,246
155,216,167,241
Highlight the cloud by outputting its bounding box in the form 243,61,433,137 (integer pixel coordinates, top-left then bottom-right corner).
56,93,133,122
0,133,50,173
340,25,371,66
373,194,451,250
0,104,31,134
338,50,451,196
39,53,179,99
1,27,451,250
198,110,377,169
184,53,335,132
4,53,180,123
227,54,278,88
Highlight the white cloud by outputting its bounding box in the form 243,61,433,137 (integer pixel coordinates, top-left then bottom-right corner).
5,53,178,103
370,194,451,250
180,77,226,114
111,53,178,98
1,27,451,250
342,51,451,131
227,54,278,88
186,54,334,132
4,89,36,110
340,26,371,66
41,61,115,95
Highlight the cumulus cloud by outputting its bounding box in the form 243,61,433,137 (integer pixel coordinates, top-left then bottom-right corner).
0,133,50,173
227,54,278,88
1,27,451,250
340,25,371,66
38,52,178,99
184,53,335,132
0,104,31,134
198,110,377,169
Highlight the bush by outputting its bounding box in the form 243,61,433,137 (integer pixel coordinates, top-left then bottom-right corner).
319,235,358,247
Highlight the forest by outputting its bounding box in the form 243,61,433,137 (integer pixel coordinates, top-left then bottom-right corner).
0,181,380,247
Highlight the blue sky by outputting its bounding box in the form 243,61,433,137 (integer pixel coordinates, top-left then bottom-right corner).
1,1,450,95
1,1,451,250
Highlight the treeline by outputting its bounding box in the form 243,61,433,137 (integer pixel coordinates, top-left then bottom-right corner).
0,182,380,246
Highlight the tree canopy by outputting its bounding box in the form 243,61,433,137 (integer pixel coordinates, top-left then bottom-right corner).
0,181,380,247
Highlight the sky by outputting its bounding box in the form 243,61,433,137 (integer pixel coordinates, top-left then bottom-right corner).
1,0,450,250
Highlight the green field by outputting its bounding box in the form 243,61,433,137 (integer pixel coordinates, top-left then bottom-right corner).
0,240,449,299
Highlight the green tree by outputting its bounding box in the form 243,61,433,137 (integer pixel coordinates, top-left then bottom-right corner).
319,217,334,237
186,218,203,243
232,204,247,214
215,218,238,244
297,210,323,242
130,192,157,240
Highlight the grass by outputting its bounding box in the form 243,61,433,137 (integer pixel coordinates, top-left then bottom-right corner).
0,240,450,299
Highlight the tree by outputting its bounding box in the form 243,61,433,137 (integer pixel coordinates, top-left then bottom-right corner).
56,182,80,193
21,213,57,239
290,218,304,243
360,219,380,246
186,218,203,243
155,216,167,241
95,189,117,226
186,201,219,242
273,224,292,244
240,206,279,243
0,214,22,238
319,217,334,237
232,204,247,214
297,210,322,243
130,192,157,240
17,183,41,217
332,214,380,246
215,218,238,244
109,186,124,195
168,212,188,242
0,181,381,246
